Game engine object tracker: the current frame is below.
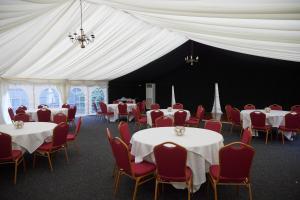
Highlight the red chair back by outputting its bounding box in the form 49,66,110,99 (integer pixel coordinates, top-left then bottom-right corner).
195,105,205,120
174,110,187,126
155,116,173,127
151,110,164,127
52,122,69,148
111,137,132,176
15,108,26,114
53,113,67,124
154,142,187,181
291,105,300,113
137,101,146,113
218,142,255,183
250,111,266,128
225,104,233,122
68,106,76,121
231,108,241,125
8,107,15,121
62,104,70,109
14,113,30,122
37,108,51,122
132,108,141,120
241,128,252,145
285,112,300,130
100,102,108,113
244,104,255,110
0,132,12,158
204,120,222,133
118,103,128,115
151,103,160,110
18,105,27,110
172,103,183,109
118,122,131,146
269,104,282,110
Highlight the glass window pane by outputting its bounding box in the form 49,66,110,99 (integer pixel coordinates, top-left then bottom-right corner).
39,88,60,108
8,88,29,112
90,88,105,114
68,88,85,114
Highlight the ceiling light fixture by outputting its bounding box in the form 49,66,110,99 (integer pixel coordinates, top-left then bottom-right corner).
68,0,95,48
185,41,199,66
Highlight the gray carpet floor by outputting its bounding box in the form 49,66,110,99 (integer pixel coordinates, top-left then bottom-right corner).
0,116,300,200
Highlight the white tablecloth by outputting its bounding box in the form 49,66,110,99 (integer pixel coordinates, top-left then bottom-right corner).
0,122,57,153
241,109,289,129
26,108,68,122
146,109,191,126
107,103,137,122
130,127,224,191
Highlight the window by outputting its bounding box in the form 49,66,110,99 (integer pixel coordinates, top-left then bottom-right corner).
90,87,105,114
8,88,29,111
39,88,60,108
68,87,85,114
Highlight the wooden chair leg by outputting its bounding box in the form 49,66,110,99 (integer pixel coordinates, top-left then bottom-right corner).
213,183,218,200
47,152,53,172
265,131,269,144
281,131,285,144
248,183,253,200
132,177,140,200
14,160,18,184
154,180,159,200
64,147,69,163
114,171,121,196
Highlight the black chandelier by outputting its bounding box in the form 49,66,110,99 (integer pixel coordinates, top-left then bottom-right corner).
68,0,95,48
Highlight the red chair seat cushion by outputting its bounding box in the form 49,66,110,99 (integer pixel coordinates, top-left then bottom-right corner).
252,125,272,131
278,125,298,132
0,150,22,162
37,142,61,151
159,167,192,182
138,117,147,124
67,133,76,141
186,119,199,124
210,165,249,183
132,161,156,177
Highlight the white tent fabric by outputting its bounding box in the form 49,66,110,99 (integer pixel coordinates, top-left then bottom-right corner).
171,85,176,106
211,83,223,114
90,0,300,62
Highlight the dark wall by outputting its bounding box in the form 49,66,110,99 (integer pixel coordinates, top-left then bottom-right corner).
109,40,300,113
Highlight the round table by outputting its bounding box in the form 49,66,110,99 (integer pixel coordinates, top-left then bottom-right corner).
130,127,224,192
146,109,191,126
0,122,57,153
26,108,68,122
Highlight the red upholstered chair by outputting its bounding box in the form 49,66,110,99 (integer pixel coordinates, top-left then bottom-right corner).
230,108,243,135
269,104,282,110
8,107,15,121
155,116,173,127
14,113,30,122
172,103,184,109
278,112,300,144
225,104,233,123
150,110,164,127
204,120,222,133
99,102,114,122
67,105,76,126
53,113,67,124
208,142,255,200
110,137,156,200
15,108,26,114
291,105,300,113
67,117,82,150
37,104,48,109
132,108,147,130
62,103,70,109
118,103,129,121
18,105,27,110
174,110,187,126
33,122,69,171
0,132,26,184
250,111,272,144
118,121,132,147
151,103,160,110
185,105,205,127
244,104,256,110
37,108,51,122
106,128,117,177
153,142,193,200
241,128,253,145
137,101,146,114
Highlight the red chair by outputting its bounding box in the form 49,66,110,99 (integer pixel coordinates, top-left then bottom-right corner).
8,107,15,121
37,104,48,109
225,104,233,123
151,103,160,110
33,122,69,171
53,113,67,124
118,103,129,121
204,120,222,133
153,142,192,200
208,142,255,200
132,108,147,130
137,101,146,114
250,111,272,144
67,105,76,126
269,104,282,110
118,121,132,147
67,117,82,150
172,103,184,109
155,116,173,127
150,110,164,127
110,137,156,200
15,108,26,114
99,102,114,122
244,104,256,110
241,128,252,145
37,108,51,122
185,105,205,127
106,128,117,176
174,110,187,126
291,105,300,113
18,105,27,110
278,112,300,144
62,103,70,109
0,132,26,184
14,113,30,122
230,108,243,135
